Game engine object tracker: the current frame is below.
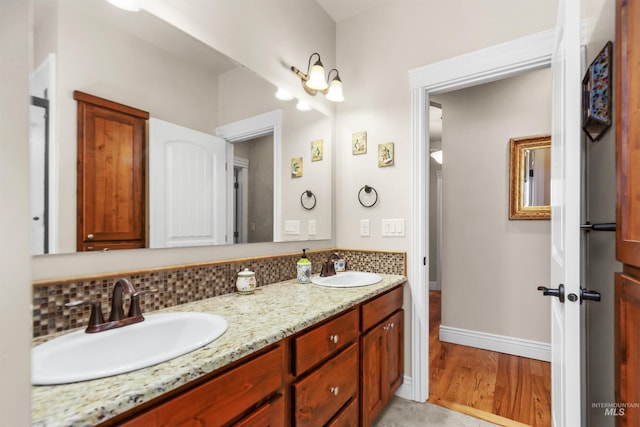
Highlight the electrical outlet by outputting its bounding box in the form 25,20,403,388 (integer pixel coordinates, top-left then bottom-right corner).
308,220,317,236
360,219,370,236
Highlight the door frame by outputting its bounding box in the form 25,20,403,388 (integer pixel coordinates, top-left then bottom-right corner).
408,28,556,402
216,110,282,241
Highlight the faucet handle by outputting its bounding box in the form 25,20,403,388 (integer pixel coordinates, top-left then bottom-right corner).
65,300,105,330
127,289,157,318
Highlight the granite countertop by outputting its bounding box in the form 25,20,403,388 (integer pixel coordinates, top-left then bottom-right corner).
32,273,406,427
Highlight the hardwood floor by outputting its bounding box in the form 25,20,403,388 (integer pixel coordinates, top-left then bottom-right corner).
428,291,551,427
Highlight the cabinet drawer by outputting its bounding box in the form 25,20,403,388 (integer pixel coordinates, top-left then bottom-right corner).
155,345,283,427
294,343,359,427
326,397,358,427
235,394,284,427
361,285,403,331
294,309,358,375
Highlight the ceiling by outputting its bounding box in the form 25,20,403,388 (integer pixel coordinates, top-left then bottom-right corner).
315,0,389,22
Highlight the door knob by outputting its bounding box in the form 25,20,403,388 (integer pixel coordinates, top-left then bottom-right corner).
580,288,601,303
537,284,565,303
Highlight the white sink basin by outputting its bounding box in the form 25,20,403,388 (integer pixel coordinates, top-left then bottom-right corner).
32,312,228,385
311,271,382,288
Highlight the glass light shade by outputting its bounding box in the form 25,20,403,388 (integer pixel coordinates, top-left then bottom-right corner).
106,0,141,12
305,63,328,91
430,150,443,164
275,88,293,101
325,78,344,102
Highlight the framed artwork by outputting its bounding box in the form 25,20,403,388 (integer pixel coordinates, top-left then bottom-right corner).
311,140,323,161
291,157,303,177
582,41,612,142
352,131,367,155
378,142,394,167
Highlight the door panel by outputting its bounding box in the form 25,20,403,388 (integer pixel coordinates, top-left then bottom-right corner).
550,0,583,425
149,118,227,248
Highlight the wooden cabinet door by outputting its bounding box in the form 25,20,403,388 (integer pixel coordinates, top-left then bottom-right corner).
385,310,404,398
75,91,148,251
360,321,386,427
615,274,640,426
616,2,640,425
616,0,640,268
360,309,404,427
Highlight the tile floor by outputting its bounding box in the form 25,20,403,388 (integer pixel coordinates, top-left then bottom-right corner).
374,396,499,427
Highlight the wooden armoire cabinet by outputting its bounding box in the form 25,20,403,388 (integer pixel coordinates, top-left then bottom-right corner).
615,0,640,425
74,91,148,251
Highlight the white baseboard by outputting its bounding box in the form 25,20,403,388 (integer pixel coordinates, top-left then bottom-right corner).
394,375,413,400
439,325,551,362
429,280,441,291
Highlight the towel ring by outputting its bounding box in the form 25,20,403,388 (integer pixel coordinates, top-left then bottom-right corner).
300,190,317,210
358,185,378,208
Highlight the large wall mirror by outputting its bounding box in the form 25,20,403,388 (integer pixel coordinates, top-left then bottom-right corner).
30,0,332,255
508,134,551,220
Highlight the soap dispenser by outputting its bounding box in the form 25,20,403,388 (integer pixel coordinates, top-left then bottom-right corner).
297,248,312,283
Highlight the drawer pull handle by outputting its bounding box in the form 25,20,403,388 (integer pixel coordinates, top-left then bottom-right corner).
330,386,339,396
329,334,339,343
389,322,394,329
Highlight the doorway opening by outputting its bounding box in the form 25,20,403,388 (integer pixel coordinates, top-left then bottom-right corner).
408,28,556,404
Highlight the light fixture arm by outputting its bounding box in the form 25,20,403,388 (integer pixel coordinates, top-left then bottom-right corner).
290,53,344,101
290,52,324,96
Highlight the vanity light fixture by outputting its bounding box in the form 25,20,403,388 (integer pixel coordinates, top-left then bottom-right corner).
105,0,141,12
291,53,344,102
430,150,443,164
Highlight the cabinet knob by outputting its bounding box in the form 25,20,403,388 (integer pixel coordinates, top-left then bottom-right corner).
87,233,94,240
329,334,339,344
329,387,339,396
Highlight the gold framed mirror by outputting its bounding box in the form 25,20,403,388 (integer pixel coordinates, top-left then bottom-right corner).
509,135,551,220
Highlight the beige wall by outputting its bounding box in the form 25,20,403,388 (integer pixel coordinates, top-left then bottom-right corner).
0,1,33,425
335,0,558,376
433,68,552,343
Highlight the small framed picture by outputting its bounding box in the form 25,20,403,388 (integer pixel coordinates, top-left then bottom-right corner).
291,157,303,177
378,142,394,167
352,131,367,155
311,140,323,161
582,41,612,141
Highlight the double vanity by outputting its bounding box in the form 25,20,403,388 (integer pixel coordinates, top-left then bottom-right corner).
32,273,406,426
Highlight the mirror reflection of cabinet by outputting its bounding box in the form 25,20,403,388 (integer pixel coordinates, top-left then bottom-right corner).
75,91,148,251
508,134,551,220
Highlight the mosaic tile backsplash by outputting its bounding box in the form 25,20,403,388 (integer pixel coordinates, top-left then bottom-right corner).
32,249,406,337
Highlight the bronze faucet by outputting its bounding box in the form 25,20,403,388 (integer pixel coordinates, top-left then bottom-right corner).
320,252,342,277
66,278,156,333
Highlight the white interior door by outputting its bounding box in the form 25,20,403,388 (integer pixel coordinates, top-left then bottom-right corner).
149,118,228,248
548,0,583,425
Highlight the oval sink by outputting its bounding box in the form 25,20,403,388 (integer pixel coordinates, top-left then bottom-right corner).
32,312,228,385
311,271,382,288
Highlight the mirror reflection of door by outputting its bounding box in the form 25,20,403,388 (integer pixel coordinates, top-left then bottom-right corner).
29,55,55,255
523,147,551,207
232,135,274,244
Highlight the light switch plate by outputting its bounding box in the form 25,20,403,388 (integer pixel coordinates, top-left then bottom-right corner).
284,220,300,235
308,220,317,236
381,218,405,236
